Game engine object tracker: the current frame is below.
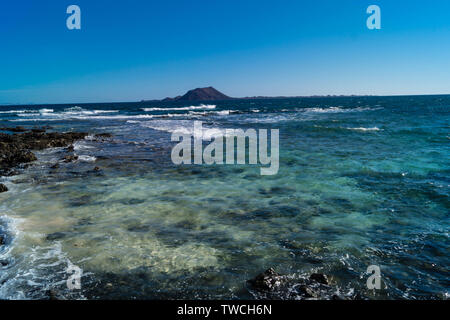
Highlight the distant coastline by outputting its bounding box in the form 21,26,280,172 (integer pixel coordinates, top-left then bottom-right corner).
2,89,450,107
139,86,378,103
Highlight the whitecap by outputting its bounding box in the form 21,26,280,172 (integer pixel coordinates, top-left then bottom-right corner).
141,104,216,112
0,110,35,114
302,106,380,113
137,120,232,139
39,108,54,113
346,127,381,131
77,155,97,162
11,114,155,121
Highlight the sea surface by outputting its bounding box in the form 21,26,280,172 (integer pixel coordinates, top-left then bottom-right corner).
0,96,448,299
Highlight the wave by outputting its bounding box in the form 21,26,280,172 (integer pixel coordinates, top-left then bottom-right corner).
62,106,119,115
0,108,53,115
39,108,54,113
313,125,382,132
302,106,380,113
77,155,97,162
346,127,381,132
12,114,154,122
188,110,231,116
130,120,232,139
141,104,216,112
236,113,299,123
0,110,26,114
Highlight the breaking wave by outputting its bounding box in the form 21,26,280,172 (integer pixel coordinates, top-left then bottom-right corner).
302,106,381,113
141,104,216,112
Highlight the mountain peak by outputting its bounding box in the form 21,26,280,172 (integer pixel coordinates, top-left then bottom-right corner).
163,87,231,101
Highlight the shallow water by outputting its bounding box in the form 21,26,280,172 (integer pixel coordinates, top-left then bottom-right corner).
0,96,449,299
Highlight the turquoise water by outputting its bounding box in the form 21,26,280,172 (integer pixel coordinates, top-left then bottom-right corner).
0,96,448,299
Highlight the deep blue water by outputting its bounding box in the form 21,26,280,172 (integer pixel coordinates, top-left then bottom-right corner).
0,95,448,299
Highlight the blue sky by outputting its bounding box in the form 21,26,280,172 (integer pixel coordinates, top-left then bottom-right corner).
1,0,450,104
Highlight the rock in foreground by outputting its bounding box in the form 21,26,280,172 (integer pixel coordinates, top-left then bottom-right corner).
0,183,8,193
247,268,285,291
0,129,88,175
247,268,354,300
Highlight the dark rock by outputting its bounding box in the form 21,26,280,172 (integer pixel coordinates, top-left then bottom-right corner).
46,232,67,241
309,273,329,285
94,133,112,138
69,195,91,207
0,260,8,267
298,285,320,298
0,126,28,133
62,155,78,163
93,166,100,171
31,128,46,133
127,224,151,232
121,198,146,205
247,268,285,291
0,131,88,177
0,183,8,193
0,235,4,245
50,163,59,169
46,290,59,300
66,145,75,152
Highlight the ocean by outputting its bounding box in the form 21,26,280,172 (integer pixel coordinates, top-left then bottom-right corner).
0,95,448,299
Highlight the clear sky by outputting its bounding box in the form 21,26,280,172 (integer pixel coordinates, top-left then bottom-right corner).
1,0,450,104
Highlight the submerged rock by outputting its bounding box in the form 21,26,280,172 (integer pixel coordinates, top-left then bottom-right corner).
62,155,78,163
0,183,8,193
31,128,46,133
46,232,67,241
0,126,28,133
46,289,60,300
309,273,329,285
298,285,320,298
66,145,75,152
50,163,60,169
247,268,285,291
94,133,112,138
0,235,4,245
248,269,345,300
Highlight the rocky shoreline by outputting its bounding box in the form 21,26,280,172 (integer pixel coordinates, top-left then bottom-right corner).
0,126,89,192
246,268,360,300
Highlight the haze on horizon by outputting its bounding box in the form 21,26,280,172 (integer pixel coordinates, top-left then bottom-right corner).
1,0,450,105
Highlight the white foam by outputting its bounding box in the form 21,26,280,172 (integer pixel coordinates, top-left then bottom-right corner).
73,141,94,151
39,108,54,113
188,110,231,116
347,127,381,131
136,120,232,139
77,155,97,162
214,110,230,116
12,114,155,122
302,106,380,113
142,104,216,112
0,109,52,114
238,113,298,123
0,110,33,114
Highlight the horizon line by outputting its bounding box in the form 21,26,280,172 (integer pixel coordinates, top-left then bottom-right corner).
2,92,450,107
